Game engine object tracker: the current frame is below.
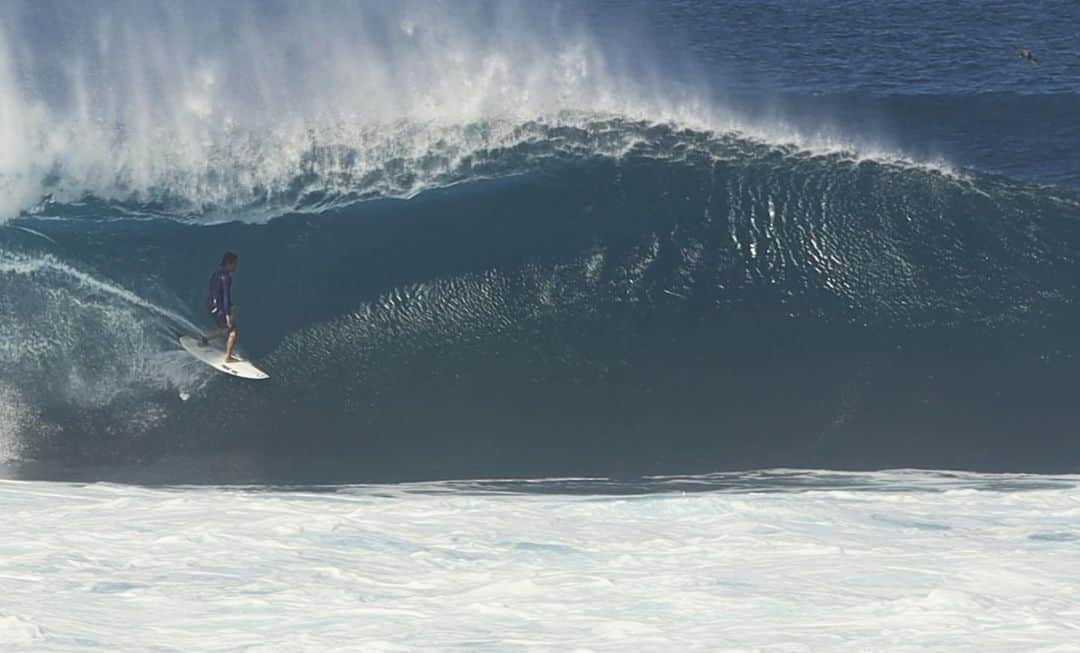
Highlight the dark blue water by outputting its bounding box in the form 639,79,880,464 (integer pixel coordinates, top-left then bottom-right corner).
611,0,1080,188
1,1,1078,482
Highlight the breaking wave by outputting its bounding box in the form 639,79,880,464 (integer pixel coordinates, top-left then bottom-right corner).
1,1,1079,482
1,117,1078,481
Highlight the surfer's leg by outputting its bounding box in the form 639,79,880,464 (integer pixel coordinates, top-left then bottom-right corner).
224,328,238,363
222,307,239,362
203,312,229,345
200,329,223,346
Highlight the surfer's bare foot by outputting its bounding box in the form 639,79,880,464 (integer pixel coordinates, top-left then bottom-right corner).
225,355,239,364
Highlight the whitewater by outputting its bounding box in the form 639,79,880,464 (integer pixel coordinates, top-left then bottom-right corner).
2,471,1079,651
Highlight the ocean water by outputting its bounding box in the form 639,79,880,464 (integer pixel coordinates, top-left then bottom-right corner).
1,0,1079,649
2,0,1080,478
3,472,1080,651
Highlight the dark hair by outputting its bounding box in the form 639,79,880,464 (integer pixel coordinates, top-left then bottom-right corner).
221,251,238,266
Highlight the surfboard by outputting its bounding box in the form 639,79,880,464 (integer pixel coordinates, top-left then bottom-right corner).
179,336,269,380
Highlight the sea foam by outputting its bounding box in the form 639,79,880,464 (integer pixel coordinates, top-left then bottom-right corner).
1,471,1077,651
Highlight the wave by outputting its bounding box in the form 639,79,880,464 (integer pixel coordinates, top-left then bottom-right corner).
15,115,963,225
1,0,988,224
23,117,672,221
0,246,206,457
2,117,1079,480
0,0,713,221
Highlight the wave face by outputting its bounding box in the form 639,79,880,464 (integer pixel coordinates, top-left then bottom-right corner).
3,118,1080,481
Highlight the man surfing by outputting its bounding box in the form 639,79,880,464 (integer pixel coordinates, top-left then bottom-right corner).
200,251,240,363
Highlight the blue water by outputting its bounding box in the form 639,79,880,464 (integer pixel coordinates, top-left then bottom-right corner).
611,0,1080,188
639,0,1080,95
0,0,1078,482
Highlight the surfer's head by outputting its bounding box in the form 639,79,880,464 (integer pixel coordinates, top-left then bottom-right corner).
221,251,238,271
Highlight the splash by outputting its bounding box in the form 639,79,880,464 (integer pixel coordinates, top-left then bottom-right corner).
0,250,205,421
0,383,57,464
0,0,709,221
0,1,953,223
0,385,28,463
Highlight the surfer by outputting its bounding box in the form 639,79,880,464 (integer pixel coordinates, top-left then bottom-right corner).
1017,48,1039,65
200,251,240,363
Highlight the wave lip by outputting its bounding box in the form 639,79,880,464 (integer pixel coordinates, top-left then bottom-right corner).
0,0,706,221
1,1,981,224
17,115,970,224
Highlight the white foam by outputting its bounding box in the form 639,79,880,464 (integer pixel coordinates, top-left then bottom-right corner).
1,471,1077,651
0,385,29,464
0,1,683,221
0,614,44,648
0,2,952,223
0,251,200,331
0,250,208,424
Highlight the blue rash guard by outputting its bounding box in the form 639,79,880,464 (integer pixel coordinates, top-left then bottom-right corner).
208,269,233,329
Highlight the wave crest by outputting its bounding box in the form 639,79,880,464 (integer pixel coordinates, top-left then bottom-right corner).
0,0,704,221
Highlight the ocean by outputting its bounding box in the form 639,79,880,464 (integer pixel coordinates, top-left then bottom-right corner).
1,1,1078,649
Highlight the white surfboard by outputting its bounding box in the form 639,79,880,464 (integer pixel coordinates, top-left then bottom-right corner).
179,336,269,380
